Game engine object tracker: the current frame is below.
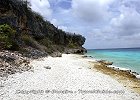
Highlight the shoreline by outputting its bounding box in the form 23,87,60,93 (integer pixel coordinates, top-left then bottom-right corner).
83,55,140,78
83,55,140,94
0,54,140,99
108,65,140,78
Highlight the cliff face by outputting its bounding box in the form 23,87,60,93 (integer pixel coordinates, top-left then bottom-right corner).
0,0,86,55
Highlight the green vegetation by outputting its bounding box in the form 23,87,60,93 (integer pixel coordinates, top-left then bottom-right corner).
38,37,52,47
67,38,77,48
21,33,44,50
21,34,33,46
0,24,19,50
0,0,86,54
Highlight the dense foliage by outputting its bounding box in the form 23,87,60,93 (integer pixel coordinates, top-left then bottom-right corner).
0,24,19,50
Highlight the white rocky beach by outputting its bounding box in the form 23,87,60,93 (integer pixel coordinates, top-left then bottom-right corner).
0,54,140,100
1,0,140,100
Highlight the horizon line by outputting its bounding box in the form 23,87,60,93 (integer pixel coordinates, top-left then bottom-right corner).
86,47,140,50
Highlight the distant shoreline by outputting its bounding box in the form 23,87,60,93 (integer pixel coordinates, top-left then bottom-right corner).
84,55,140,77
83,55,140,94
87,47,140,50
86,48,140,75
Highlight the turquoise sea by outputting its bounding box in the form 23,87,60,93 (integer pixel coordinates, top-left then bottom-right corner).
86,48,140,74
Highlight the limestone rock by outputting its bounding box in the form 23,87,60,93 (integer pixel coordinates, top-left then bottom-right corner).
98,60,113,65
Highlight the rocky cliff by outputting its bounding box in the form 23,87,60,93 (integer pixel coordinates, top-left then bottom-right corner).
0,0,86,56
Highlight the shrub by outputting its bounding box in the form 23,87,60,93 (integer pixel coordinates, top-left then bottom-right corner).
21,34,37,47
0,24,18,50
67,39,77,48
21,34,46,51
39,37,52,47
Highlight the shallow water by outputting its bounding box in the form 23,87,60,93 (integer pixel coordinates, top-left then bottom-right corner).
86,48,140,74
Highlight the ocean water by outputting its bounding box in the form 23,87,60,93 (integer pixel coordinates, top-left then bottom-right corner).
86,48,140,74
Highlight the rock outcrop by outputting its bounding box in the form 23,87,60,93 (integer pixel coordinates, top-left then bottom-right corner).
0,50,31,77
0,0,86,55
64,47,87,54
97,60,113,65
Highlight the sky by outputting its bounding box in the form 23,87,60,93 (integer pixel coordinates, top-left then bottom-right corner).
29,0,140,49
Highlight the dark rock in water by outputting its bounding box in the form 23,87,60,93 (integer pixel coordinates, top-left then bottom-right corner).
98,60,113,65
51,52,62,57
88,56,93,58
82,55,93,58
132,72,139,75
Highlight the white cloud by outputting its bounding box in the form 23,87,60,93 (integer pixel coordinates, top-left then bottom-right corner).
29,0,52,20
110,5,140,36
51,18,58,25
28,0,140,49
84,1,140,49
71,0,113,23
58,26,68,31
